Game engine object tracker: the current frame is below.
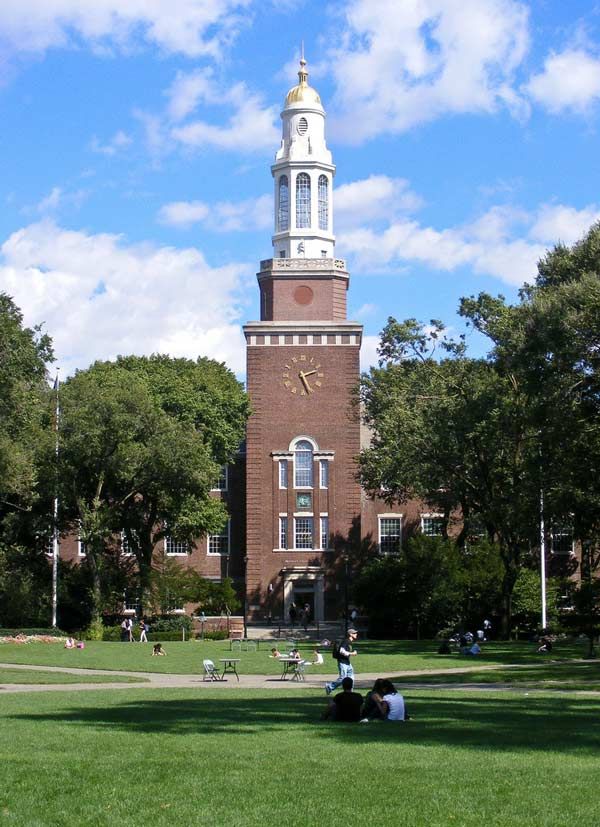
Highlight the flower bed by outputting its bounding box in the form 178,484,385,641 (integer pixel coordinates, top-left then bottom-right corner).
0,634,66,644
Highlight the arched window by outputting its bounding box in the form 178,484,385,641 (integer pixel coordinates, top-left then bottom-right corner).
278,175,289,232
318,175,328,231
294,439,313,487
296,173,311,229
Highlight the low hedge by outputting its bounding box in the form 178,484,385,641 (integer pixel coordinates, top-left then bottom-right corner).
195,630,228,641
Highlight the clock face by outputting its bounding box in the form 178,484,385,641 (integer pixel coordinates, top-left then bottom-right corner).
281,354,324,396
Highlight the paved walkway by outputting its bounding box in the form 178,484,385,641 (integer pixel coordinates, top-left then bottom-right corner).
0,661,597,695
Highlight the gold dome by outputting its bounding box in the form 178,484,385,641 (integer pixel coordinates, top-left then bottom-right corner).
284,58,322,107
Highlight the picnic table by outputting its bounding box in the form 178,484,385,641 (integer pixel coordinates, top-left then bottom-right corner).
219,657,240,681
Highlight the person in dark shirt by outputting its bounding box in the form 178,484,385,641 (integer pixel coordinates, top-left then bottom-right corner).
322,677,363,722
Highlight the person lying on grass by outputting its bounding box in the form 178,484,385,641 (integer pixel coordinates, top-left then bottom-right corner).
322,676,363,722
269,647,282,658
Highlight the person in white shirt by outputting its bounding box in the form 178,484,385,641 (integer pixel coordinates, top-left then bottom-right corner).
311,647,324,665
362,679,408,722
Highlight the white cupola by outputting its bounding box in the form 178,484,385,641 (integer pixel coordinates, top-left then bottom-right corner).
271,55,335,260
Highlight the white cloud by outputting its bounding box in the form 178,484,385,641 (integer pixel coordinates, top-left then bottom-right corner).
0,221,249,375
171,83,279,152
0,0,252,61
37,187,63,213
91,130,133,156
158,194,271,232
359,334,380,373
526,49,600,113
166,67,219,121
327,0,530,142
529,203,600,245
340,200,600,287
335,175,423,229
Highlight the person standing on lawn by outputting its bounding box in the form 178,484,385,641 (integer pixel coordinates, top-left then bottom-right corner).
325,628,358,695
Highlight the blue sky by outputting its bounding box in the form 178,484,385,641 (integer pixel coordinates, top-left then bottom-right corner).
1,0,599,378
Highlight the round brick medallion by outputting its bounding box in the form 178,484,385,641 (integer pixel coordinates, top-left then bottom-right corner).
293,285,314,305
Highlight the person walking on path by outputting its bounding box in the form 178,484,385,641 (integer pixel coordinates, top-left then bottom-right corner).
325,628,358,695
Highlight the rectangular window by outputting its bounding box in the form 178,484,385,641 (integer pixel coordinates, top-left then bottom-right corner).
379,517,402,555
212,466,228,491
421,515,445,537
279,516,288,549
165,536,188,556
78,536,86,557
279,459,288,489
120,530,137,556
319,460,329,489
208,521,230,555
320,516,329,550
294,517,313,549
551,525,574,555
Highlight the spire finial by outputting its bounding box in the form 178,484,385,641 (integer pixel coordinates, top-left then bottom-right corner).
298,44,308,84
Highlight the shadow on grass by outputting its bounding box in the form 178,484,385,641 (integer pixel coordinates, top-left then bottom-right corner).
8,692,600,755
356,639,588,665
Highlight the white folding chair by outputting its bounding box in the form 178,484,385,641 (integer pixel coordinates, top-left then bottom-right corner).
203,659,222,681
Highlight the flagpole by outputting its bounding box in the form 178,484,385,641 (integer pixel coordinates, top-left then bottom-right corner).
51,369,60,628
539,486,547,631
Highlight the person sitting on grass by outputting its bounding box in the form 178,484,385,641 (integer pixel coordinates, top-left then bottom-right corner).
64,637,75,649
322,676,364,722
269,647,282,658
361,678,387,720
361,679,408,722
311,647,323,665
152,643,167,656
537,636,553,654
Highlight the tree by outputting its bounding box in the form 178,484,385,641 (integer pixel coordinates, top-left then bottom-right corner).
0,293,53,514
460,222,600,559
360,318,541,636
510,568,560,635
353,537,465,638
57,355,249,619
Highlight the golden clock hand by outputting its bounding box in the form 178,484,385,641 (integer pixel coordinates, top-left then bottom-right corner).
299,372,312,393
301,369,318,377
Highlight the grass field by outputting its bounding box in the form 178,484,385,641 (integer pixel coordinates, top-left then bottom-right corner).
0,668,147,685
0,638,590,676
400,661,600,691
1,686,599,826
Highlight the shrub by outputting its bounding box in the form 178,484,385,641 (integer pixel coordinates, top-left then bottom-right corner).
82,619,105,641
148,615,192,633
196,630,228,641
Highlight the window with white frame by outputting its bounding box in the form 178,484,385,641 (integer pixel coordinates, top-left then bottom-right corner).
120,530,137,556
278,175,289,232
379,517,402,554
318,175,328,230
551,525,574,554
208,520,230,555
279,459,288,489
212,465,228,491
294,440,314,487
320,515,329,550
78,536,87,557
319,459,329,489
294,516,313,549
296,173,311,228
279,516,288,549
124,595,139,613
421,515,445,537
165,536,188,555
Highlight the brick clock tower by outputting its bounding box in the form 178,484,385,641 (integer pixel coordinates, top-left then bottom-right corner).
243,58,362,622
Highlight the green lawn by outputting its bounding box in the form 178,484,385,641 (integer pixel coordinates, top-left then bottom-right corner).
0,638,590,676
0,687,599,826
0,668,147,685
398,660,600,692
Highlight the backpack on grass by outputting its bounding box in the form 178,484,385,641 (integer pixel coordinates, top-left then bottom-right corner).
332,640,341,660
